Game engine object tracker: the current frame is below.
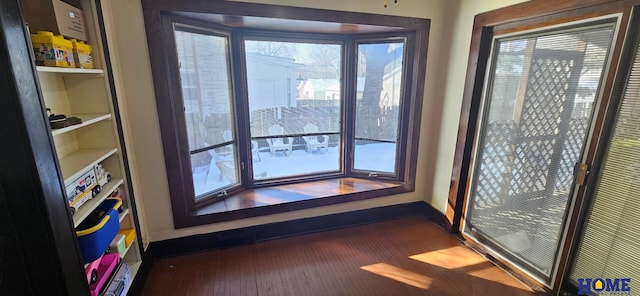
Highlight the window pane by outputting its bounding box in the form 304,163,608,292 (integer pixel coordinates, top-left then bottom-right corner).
191,147,238,198
354,41,404,174
245,40,341,179
175,28,238,197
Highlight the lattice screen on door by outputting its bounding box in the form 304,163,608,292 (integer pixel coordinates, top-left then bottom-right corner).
466,24,615,276
473,50,585,208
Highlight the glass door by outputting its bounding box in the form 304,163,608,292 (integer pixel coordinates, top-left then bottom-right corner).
463,20,617,286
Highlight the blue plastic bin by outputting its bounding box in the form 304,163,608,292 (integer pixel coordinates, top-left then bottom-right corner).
76,198,122,264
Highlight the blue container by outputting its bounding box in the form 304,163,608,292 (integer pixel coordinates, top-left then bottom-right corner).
76,198,122,264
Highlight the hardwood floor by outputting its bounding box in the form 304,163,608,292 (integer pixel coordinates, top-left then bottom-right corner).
139,216,535,295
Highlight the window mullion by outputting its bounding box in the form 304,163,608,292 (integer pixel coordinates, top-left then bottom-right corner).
395,33,414,182
343,37,357,177
231,30,253,188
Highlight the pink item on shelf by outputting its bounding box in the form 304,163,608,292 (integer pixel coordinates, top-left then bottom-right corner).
89,252,120,296
85,254,103,285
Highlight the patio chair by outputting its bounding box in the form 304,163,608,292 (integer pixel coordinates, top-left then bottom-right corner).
222,130,261,162
214,159,236,182
302,123,329,153
204,146,236,183
267,124,293,156
204,143,267,184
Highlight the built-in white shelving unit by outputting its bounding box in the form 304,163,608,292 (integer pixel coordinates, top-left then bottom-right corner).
32,0,143,294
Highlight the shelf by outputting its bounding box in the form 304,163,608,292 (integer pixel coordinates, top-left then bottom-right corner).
37,66,104,76
119,207,130,223
126,261,142,294
121,237,137,259
115,260,141,296
73,178,124,227
129,261,141,277
51,114,112,136
60,148,118,184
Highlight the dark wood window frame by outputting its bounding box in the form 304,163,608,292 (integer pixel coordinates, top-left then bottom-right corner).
447,0,640,293
142,1,429,228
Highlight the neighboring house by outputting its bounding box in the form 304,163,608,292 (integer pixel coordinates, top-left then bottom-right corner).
298,69,401,108
298,78,365,107
245,52,303,111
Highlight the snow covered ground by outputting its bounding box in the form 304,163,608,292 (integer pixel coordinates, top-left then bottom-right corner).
192,142,397,197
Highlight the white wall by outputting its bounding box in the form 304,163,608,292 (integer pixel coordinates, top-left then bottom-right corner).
430,0,530,213
102,0,528,243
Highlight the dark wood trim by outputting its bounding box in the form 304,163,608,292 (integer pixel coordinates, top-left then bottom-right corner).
404,26,429,189
343,35,356,177
447,26,493,233
475,0,640,29
0,179,31,294
0,0,88,294
231,28,252,189
142,0,429,30
419,198,450,229
493,6,628,35
145,201,445,259
144,9,194,225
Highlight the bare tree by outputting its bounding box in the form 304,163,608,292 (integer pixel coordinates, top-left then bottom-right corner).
245,41,295,58
308,45,340,79
357,43,399,140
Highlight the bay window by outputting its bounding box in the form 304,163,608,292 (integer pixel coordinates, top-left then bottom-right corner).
144,5,428,227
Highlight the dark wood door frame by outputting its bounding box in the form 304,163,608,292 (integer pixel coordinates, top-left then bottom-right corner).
447,0,640,293
0,0,88,294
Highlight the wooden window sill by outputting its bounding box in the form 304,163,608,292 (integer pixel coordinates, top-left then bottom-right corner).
181,177,410,227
